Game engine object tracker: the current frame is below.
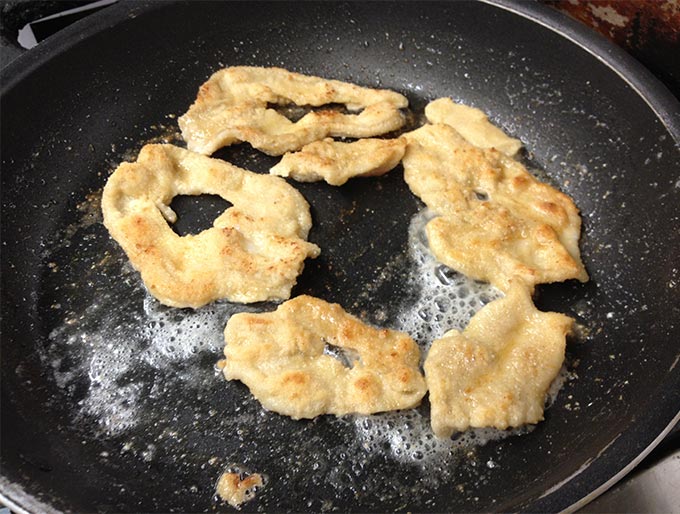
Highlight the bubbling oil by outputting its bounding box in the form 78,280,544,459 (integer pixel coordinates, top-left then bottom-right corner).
393,208,503,350
43,200,571,489
345,208,539,468
46,255,258,434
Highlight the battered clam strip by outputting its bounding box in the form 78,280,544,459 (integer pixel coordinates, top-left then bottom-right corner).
402,123,588,291
101,144,320,308
270,137,406,186
425,97,522,156
424,283,573,438
178,66,408,156
221,295,427,419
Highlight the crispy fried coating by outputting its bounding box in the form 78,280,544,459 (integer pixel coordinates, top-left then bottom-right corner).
178,66,408,156
424,283,573,437
402,123,588,291
425,97,522,156
270,137,406,186
216,472,264,508
101,144,320,308
222,295,427,419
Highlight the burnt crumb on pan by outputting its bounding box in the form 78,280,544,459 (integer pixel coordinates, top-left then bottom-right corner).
215,467,266,509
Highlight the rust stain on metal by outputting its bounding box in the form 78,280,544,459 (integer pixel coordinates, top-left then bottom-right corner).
545,1,680,96
546,0,679,46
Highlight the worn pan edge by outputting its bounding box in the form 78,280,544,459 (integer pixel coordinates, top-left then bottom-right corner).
0,478,57,514
484,0,680,142
561,409,680,513
1,1,679,512
0,0,159,93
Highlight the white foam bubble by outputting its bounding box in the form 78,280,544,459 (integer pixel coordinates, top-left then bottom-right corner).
347,208,566,469
44,205,570,462
46,281,257,435
350,409,534,468
140,295,243,365
394,208,503,350
352,410,454,463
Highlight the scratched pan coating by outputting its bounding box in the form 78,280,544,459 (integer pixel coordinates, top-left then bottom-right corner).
1,1,679,512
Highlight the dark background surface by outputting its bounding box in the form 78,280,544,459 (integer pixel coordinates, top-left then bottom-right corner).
1,1,678,513
5,0,677,98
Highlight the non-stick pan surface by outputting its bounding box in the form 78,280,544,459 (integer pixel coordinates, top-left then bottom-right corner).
1,1,679,512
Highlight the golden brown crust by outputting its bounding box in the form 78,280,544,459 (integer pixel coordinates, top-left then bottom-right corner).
402,122,588,291
270,137,406,186
101,144,320,308
424,283,573,437
222,295,427,419
178,66,408,155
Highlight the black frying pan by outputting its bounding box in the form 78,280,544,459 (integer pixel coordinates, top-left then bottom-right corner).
2,1,679,512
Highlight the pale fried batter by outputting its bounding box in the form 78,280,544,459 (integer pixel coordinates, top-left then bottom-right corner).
178,66,408,156
425,97,522,156
424,283,573,437
101,144,320,308
270,137,406,186
221,295,427,419
402,123,588,291
216,471,264,508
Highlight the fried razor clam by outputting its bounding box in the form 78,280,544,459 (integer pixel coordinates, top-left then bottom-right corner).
425,97,522,157
221,295,427,419
270,137,406,186
178,66,408,156
402,123,588,291
426,203,585,293
101,144,320,308
424,283,573,437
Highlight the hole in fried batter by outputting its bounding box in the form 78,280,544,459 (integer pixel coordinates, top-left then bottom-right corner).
167,194,233,236
474,190,489,201
269,102,355,122
323,341,360,369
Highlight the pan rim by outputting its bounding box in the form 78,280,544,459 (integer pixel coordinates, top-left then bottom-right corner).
1,1,679,512
560,409,680,513
0,479,56,514
2,0,679,141
483,0,680,143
